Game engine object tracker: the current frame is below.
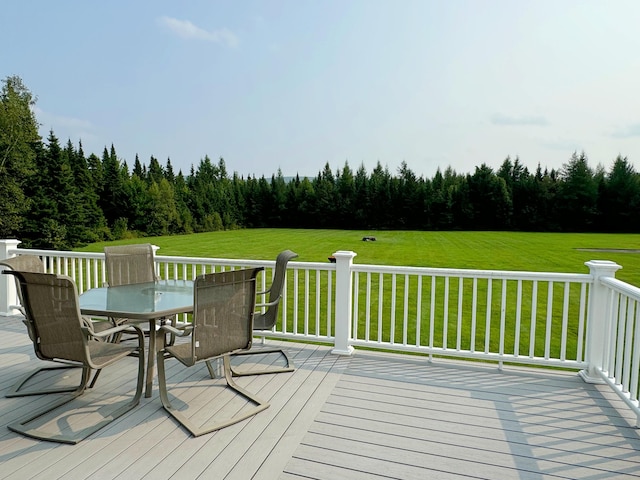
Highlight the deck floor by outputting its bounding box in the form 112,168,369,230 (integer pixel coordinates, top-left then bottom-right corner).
1,314,639,479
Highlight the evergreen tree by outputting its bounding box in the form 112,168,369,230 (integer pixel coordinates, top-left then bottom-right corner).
467,164,512,230
65,140,108,243
396,161,424,229
165,158,175,183
126,174,151,234
147,155,164,185
23,132,80,249
270,169,288,227
430,168,448,229
353,164,370,228
558,152,597,231
99,145,128,229
87,152,104,194
336,162,356,229
0,75,39,238
132,154,144,178
174,171,194,233
368,162,393,229
145,179,179,236
599,155,640,232
313,163,338,228
285,175,315,228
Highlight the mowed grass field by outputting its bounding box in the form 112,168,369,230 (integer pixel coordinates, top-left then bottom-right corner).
77,229,640,287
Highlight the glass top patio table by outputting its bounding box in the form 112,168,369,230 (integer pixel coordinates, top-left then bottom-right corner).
79,279,194,320
79,279,194,397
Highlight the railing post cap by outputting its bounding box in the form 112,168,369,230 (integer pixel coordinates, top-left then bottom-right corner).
332,250,357,259
1,239,21,247
585,260,622,275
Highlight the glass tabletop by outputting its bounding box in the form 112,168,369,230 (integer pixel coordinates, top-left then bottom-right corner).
79,279,194,321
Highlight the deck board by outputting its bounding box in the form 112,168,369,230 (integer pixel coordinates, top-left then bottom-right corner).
0,314,639,479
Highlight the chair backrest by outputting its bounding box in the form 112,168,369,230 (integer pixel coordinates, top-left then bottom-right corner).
4,271,89,363
254,250,298,330
0,255,45,308
188,268,264,363
104,243,157,287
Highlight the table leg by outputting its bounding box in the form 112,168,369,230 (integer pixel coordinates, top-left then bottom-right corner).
145,319,156,397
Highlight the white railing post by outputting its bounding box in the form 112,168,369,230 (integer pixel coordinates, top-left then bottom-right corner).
151,244,160,277
580,260,622,383
332,250,357,356
0,239,22,316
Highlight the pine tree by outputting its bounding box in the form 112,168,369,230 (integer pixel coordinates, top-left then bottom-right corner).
66,140,108,243
23,132,79,248
0,75,39,238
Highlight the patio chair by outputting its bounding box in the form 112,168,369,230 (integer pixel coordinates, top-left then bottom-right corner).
157,268,269,436
103,243,165,342
0,255,87,397
104,243,157,287
230,250,298,377
3,271,144,444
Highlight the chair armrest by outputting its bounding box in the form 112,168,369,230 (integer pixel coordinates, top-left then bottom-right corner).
256,298,280,309
256,292,282,309
89,323,144,341
256,287,272,296
159,323,193,337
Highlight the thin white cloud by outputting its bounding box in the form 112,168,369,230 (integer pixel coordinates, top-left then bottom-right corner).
33,107,98,146
540,138,583,152
611,124,640,138
34,107,93,131
491,114,549,126
157,16,239,48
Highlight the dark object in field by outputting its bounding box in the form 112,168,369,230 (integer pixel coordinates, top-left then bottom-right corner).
328,256,336,263
362,236,376,241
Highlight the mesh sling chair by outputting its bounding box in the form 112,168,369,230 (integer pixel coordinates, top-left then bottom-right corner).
0,255,90,397
104,243,161,342
103,243,184,345
3,271,145,444
156,268,269,437
104,243,157,287
230,250,298,377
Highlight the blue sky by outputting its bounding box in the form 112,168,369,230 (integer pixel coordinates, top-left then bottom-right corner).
3,0,640,179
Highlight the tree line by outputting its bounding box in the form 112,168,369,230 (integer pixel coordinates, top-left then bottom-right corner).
2,75,639,250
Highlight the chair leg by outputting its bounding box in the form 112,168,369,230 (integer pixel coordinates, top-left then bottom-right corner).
88,368,102,389
8,344,145,444
7,367,91,443
158,352,269,437
229,348,295,377
205,359,219,379
5,364,85,398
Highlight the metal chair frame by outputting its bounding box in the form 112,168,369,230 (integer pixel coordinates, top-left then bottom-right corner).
1,255,84,397
230,250,298,377
157,268,269,436
4,271,145,444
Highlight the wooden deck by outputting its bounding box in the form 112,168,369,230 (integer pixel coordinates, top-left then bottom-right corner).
1,314,639,480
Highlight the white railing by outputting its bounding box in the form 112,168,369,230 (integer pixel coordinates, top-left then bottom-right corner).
0,240,638,425
586,274,640,424
350,264,591,369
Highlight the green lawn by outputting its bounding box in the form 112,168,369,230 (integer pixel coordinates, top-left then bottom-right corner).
77,229,640,286
77,229,640,360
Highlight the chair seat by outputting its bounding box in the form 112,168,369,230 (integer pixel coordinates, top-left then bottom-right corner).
87,341,140,366
165,343,196,367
